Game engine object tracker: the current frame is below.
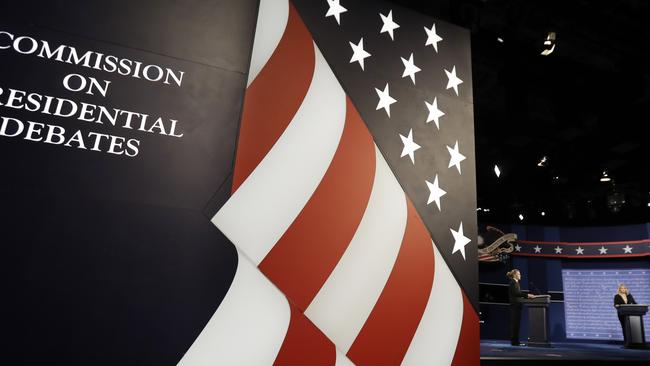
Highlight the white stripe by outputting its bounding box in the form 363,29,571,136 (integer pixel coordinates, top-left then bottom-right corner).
247,0,289,86
305,147,407,352
336,349,356,366
177,248,291,366
401,243,463,366
213,44,346,265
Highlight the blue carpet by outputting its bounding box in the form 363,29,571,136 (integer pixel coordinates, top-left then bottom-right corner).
481,339,650,363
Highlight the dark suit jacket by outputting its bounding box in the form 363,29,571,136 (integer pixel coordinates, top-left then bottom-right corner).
614,293,637,306
509,279,528,305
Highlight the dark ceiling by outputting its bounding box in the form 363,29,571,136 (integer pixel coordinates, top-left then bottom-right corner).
392,0,650,226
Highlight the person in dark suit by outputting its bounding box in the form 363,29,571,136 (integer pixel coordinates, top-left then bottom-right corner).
614,283,637,342
507,269,534,346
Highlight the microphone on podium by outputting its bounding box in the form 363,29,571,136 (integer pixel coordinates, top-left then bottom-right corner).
529,281,541,295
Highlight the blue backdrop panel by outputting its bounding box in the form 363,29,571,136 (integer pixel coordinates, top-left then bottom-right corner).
562,269,650,340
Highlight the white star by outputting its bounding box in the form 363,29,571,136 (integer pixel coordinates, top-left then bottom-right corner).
534,245,541,253
554,246,563,254
325,0,347,25
399,128,421,164
424,23,443,52
598,246,608,255
349,38,371,70
450,222,471,260
400,53,421,84
444,65,463,96
623,245,633,254
375,83,397,117
425,174,446,211
514,244,521,252
575,246,584,255
446,140,466,174
380,10,400,40
425,97,445,129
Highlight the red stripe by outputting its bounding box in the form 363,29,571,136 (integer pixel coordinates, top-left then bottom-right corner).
260,98,376,310
452,293,480,366
519,239,650,246
347,199,434,366
273,305,336,366
232,2,314,192
513,253,650,259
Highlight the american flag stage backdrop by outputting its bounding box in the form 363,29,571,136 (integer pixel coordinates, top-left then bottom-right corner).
0,0,479,364
191,0,479,365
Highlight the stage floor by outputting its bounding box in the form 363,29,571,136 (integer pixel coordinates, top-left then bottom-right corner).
481,340,650,365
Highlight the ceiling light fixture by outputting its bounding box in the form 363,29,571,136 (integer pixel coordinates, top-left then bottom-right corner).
494,164,501,178
497,37,504,43
600,170,611,182
541,211,546,216
541,31,556,56
537,156,548,167
518,214,524,221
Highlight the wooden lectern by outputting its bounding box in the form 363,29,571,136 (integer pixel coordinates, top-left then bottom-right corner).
616,304,648,349
521,294,551,347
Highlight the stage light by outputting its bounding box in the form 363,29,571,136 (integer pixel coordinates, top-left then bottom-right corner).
494,164,501,178
537,156,548,167
484,208,490,212
541,31,556,56
541,44,555,56
541,211,546,216
477,207,482,211
607,191,625,213
600,170,611,182
497,37,504,43
518,214,524,221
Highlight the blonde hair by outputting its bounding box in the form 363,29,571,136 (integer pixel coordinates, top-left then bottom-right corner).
618,283,628,295
506,269,520,279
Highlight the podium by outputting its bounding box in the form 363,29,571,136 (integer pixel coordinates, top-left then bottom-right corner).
616,304,648,349
521,295,551,347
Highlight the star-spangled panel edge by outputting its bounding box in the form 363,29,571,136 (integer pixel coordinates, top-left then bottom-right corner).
292,0,479,310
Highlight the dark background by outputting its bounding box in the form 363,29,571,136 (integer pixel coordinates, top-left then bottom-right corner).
0,0,258,364
392,0,650,226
